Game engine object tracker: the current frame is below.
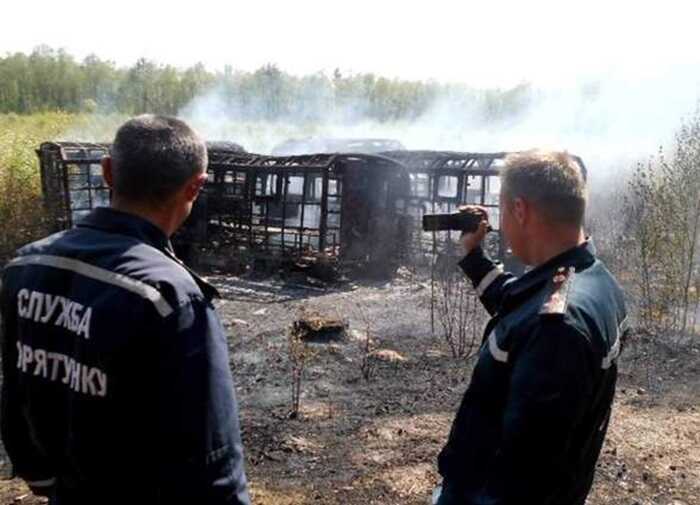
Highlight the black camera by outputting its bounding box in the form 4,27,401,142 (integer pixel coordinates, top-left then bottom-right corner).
422,210,492,233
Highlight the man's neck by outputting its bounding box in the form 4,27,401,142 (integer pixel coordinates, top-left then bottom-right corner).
527,228,586,267
110,200,179,238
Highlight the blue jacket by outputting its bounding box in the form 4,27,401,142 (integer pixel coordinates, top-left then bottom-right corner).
0,208,251,505
438,240,627,505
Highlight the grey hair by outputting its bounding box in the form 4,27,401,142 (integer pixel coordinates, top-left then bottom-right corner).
110,115,208,204
501,150,587,227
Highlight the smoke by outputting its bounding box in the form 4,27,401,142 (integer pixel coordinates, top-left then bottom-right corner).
179,65,700,189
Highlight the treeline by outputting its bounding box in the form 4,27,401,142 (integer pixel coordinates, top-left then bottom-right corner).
622,116,700,337
588,111,700,339
0,46,535,122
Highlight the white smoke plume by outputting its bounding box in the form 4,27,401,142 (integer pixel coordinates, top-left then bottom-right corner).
179,65,700,190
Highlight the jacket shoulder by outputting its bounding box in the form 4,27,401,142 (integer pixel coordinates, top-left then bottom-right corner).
115,243,209,308
539,266,575,317
541,260,626,355
15,229,72,256
10,229,210,312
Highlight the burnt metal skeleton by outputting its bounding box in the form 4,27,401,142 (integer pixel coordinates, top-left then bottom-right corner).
36,141,246,230
36,142,585,274
36,143,407,273
37,142,112,230
194,151,409,272
381,150,507,264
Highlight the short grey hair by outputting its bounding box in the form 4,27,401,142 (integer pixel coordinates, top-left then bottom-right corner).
501,150,587,227
110,115,207,204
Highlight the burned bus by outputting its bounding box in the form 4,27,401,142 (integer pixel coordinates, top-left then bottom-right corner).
37,142,112,230
380,150,508,265
198,151,410,274
380,150,587,272
36,141,247,231
36,142,410,274
36,141,586,277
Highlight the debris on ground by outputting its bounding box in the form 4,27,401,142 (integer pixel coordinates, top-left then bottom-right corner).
293,311,347,342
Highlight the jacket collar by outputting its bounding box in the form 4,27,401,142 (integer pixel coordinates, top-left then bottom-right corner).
78,207,220,300
78,207,171,252
504,239,596,303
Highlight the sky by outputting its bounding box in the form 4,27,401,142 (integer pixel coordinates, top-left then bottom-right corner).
2,0,700,88
4,0,700,179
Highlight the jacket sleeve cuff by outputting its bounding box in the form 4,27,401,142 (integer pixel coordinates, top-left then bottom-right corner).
458,247,504,296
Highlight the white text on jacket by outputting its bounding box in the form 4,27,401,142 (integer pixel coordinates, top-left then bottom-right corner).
17,288,92,340
16,342,107,397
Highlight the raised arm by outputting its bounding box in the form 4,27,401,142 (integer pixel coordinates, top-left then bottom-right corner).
457,210,516,315
459,246,516,315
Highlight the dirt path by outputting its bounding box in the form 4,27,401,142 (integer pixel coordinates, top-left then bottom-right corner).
1,274,698,504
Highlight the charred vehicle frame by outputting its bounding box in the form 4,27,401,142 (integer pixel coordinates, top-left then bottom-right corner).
37,142,586,275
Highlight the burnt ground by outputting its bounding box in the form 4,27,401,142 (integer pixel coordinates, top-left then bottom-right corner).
1,270,698,505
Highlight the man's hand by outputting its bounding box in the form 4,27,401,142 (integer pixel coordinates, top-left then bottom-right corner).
459,205,490,255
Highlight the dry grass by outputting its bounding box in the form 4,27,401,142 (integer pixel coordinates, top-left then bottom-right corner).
0,113,125,260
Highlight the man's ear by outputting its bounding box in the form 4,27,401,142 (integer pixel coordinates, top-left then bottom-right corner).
183,171,207,203
101,156,114,189
512,197,528,226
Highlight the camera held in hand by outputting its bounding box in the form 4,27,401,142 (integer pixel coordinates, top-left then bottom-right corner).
422,208,493,233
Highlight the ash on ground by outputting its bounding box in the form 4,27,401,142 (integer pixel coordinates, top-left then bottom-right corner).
1,270,698,505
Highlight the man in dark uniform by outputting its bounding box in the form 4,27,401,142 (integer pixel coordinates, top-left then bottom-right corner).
434,150,627,505
0,115,251,504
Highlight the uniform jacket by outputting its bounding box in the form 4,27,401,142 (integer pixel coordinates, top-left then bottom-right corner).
438,240,627,505
0,208,251,505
